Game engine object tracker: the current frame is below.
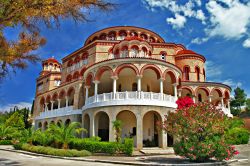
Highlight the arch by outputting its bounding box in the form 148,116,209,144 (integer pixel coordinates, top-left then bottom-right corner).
67,87,75,96
99,33,107,40
65,119,71,126
224,90,230,99
83,114,90,138
116,110,137,146
67,59,73,67
74,56,81,64
95,111,109,141
59,90,66,99
38,122,42,129
50,121,55,125
211,88,223,97
73,71,80,80
39,97,45,112
57,120,62,126
195,66,200,81
164,70,177,83
66,74,72,82
95,66,113,81
85,72,94,86
140,64,162,79
82,52,88,60
52,92,58,101
181,86,195,97
114,64,139,76
195,87,210,96
183,65,190,81
45,95,51,103
43,121,48,130
140,33,148,40
143,111,162,147
80,67,86,76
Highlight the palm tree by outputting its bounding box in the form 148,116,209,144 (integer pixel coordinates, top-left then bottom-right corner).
32,129,52,146
47,122,85,149
0,125,16,140
112,120,122,143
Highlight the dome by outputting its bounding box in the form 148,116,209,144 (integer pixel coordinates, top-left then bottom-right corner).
176,50,198,55
42,57,61,66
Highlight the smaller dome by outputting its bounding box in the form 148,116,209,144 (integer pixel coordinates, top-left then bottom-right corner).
42,57,61,66
176,50,197,55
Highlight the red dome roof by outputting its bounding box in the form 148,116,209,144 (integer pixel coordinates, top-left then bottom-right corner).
42,57,61,65
176,50,198,55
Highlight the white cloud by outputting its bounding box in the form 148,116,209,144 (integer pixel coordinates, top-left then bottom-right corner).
143,0,250,47
222,79,242,88
0,102,32,112
166,14,186,29
243,38,250,48
205,61,222,78
206,0,250,39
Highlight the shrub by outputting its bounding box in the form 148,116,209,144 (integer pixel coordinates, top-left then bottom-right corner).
13,143,23,150
225,127,249,145
0,140,12,145
14,143,91,157
69,138,133,155
163,102,239,162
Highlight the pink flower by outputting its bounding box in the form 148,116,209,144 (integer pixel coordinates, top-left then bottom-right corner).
234,151,239,155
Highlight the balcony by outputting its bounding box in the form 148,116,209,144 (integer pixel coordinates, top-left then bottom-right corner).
83,91,177,110
35,106,82,120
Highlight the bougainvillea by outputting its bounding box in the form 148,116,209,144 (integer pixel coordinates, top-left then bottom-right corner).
163,102,239,162
176,96,194,109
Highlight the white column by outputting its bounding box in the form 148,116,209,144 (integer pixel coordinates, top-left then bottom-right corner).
111,76,118,99
227,100,231,112
221,97,224,107
192,96,196,103
159,78,164,94
178,89,182,98
208,95,212,102
93,81,100,101
51,101,54,110
85,86,90,104
173,83,178,100
137,75,142,92
65,96,69,107
89,114,95,137
57,99,61,109
45,103,48,111
109,114,116,142
136,116,143,150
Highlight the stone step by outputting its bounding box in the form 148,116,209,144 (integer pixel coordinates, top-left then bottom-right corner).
139,147,174,155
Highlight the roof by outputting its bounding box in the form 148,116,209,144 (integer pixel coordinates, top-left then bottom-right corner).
176,50,197,55
42,57,61,65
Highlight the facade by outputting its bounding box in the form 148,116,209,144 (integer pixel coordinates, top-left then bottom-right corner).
33,26,232,149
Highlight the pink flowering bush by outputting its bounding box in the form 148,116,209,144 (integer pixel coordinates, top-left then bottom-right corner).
163,98,239,162
176,96,194,109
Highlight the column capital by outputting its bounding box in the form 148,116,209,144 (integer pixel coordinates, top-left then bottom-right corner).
172,83,178,87
136,75,143,79
159,77,165,81
93,80,100,84
51,101,55,104
111,76,118,80
57,98,61,101
85,85,90,89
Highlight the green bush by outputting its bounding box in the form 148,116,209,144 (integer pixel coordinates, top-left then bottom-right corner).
226,127,249,145
14,143,91,157
0,140,12,145
69,138,133,156
13,143,24,150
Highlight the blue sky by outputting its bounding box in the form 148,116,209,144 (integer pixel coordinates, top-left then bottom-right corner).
1,0,250,111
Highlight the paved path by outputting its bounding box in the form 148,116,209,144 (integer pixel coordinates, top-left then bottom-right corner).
0,150,126,166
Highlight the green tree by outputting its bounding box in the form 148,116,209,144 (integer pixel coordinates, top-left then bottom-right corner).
246,98,250,112
230,87,247,116
0,0,115,81
112,120,122,143
32,129,52,146
5,111,25,129
0,124,16,140
47,122,85,149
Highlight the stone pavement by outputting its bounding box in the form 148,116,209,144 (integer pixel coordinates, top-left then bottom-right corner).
0,145,249,166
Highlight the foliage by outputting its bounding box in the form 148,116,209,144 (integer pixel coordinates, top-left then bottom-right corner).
31,129,53,146
225,127,249,145
5,112,25,130
0,125,16,140
0,140,12,145
47,122,86,149
163,102,239,162
69,137,134,156
246,98,250,112
176,96,194,109
112,120,122,143
0,0,115,80
230,87,247,116
14,143,91,157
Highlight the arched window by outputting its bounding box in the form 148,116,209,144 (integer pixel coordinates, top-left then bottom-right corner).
203,68,206,80
118,84,122,92
198,94,202,102
183,66,190,81
132,82,137,91
195,66,200,81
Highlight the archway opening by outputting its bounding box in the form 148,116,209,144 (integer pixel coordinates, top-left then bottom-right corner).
211,89,223,106
163,71,176,96
98,70,113,94
141,68,160,93
196,88,209,103
95,112,109,141
117,67,137,92
38,122,42,129
181,88,193,98
83,114,90,138
65,119,71,127
44,121,48,130
57,120,62,127
116,110,137,146
143,111,162,147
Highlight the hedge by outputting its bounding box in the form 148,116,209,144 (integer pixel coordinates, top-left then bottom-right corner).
13,143,91,157
225,127,250,145
0,140,12,145
69,138,134,156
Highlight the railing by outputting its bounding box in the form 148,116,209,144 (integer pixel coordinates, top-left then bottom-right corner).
84,91,177,109
35,106,82,120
